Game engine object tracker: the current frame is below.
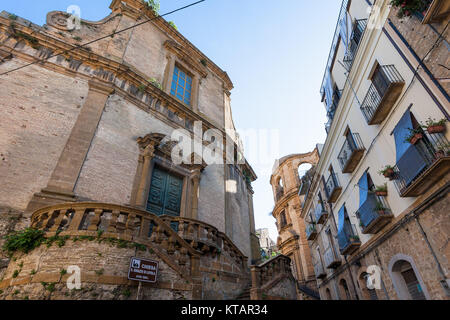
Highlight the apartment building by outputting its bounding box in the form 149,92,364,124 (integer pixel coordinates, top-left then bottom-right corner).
300,0,449,300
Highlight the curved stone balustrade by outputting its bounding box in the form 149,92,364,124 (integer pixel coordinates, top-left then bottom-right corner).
30,202,200,265
30,203,248,270
159,215,248,270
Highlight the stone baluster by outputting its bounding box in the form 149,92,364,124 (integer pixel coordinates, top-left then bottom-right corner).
167,235,176,255
41,210,57,230
178,247,188,266
178,220,185,238
49,209,67,232
107,210,120,233
88,208,103,231
68,208,86,231
125,213,136,236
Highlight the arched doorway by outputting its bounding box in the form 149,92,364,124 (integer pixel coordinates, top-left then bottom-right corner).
325,288,332,300
339,279,351,300
359,272,378,300
390,258,427,300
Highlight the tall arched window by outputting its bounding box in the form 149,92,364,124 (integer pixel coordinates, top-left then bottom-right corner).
339,279,351,300
360,272,378,300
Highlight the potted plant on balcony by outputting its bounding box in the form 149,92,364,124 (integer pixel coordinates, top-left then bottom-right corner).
422,117,447,134
390,0,433,18
374,184,388,197
374,201,390,215
434,142,450,159
404,128,423,145
349,235,360,243
379,165,395,180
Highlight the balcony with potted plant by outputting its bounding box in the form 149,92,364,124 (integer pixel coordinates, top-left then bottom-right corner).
393,124,450,197
337,224,361,256
357,195,393,234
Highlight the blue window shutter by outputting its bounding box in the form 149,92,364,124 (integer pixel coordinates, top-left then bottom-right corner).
393,111,428,186
337,205,346,234
358,172,369,207
340,12,353,55
325,70,334,111
393,111,414,162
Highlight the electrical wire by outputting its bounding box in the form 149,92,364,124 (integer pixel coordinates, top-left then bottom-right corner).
0,0,206,77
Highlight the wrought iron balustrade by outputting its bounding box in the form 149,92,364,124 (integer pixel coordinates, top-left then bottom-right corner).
357,193,393,234
361,65,405,125
343,19,368,71
337,224,360,256
337,133,365,173
393,132,450,197
325,173,342,203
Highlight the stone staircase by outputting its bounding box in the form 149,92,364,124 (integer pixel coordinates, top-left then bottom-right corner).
296,282,321,300
235,286,251,300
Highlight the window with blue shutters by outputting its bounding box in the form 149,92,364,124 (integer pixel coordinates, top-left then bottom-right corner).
170,65,192,106
393,111,427,188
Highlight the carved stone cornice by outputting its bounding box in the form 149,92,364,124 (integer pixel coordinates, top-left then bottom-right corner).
164,40,208,79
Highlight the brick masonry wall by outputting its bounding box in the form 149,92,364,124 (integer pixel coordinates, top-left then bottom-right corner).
0,60,89,211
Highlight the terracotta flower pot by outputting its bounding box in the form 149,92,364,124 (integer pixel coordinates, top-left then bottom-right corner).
409,133,423,145
383,168,394,179
435,150,445,159
427,125,445,134
376,191,388,197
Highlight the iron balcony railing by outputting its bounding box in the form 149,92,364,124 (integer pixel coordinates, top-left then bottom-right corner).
337,224,359,254
325,173,341,201
337,133,365,172
314,261,326,279
356,193,391,231
314,202,327,224
325,88,343,134
393,132,449,195
306,223,317,240
324,245,341,269
360,65,405,124
343,19,368,71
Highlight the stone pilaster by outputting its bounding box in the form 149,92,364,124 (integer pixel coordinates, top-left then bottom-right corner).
25,80,114,215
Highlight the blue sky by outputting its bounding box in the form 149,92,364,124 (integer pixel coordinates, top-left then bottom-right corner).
2,0,341,241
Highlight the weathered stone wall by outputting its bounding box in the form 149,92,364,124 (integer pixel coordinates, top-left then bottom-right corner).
200,251,250,300
264,276,297,300
317,190,450,300
0,60,89,211
0,239,194,300
0,206,22,281
388,9,450,94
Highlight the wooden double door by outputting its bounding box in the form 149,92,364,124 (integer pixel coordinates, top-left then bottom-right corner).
147,166,183,218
